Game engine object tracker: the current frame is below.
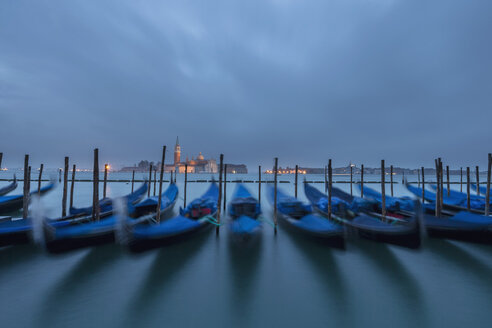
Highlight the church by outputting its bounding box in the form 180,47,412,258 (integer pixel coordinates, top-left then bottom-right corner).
172,137,218,173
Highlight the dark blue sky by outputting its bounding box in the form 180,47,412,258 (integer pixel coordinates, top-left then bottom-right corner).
1,0,491,170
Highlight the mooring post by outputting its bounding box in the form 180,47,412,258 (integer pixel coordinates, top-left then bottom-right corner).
22,156,30,219
62,156,69,217
153,167,157,196
418,169,421,188
103,163,108,198
390,165,394,197
156,146,166,223
476,166,480,196
223,164,227,212
38,163,44,193
258,165,261,202
324,165,328,194
131,170,135,193
92,148,100,221
217,154,224,235
350,164,353,196
184,164,188,208
434,159,440,217
446,165,450,197
148,164,152,197
381,160,386,220
439,158,443,209
58,168,62,183
70,164,76,209
0,152,2,169
170,171,173,184
273,157,278,232
360,164,364,198
328,159,332,220
295,165,298,199
485,153,491,216
460,167,463,192
421,167,425,204
28,166,31,194
466,166,471,211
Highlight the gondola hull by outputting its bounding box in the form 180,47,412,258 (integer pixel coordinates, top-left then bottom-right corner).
277,211,345,249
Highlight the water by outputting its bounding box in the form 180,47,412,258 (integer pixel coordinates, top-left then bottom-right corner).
0,172,491,328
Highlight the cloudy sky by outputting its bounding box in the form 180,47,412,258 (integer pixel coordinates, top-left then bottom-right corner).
1,0,491,170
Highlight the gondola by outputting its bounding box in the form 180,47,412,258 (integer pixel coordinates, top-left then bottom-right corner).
0,176,17,196
227,184,262,243
267,185,345,249
362,184,492,244
304,183,421,249
122,182,219,253
429,184,489,208
0,182,56,214
69,181,148,216
0,181,150,247
405,183,486,215
41,182,177,254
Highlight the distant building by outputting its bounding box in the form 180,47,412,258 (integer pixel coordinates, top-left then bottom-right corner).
172,138,218,173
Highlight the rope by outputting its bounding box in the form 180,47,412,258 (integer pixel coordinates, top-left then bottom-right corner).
199,215,224,226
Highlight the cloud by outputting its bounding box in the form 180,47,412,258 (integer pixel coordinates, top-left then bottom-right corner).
0,0,491,169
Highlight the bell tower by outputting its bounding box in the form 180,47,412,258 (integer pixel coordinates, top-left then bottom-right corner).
174,136,181,165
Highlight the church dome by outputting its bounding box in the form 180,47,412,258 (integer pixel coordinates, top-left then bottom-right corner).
197,152,204,160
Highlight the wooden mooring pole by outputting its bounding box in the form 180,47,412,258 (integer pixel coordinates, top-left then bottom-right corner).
38,163,44,193
58,169,62,183
390,165,394,197
273,157,278,232
466,166,471,211
62,156,69,217
485,153,491,216
147,164,152,197
103,164,108,198
153,167,157,196
324,165,328,193
22,154,29,219
0,153,2,170
92,148,100,221
381,160,386,220
131,170,135,193
295,165,298,199
418,169,421,188
421,167,425,204
328,159,332,220
184,164,188,208
460,167,463,192
223,164,227,212
156,146,166,223
434,159,440,217
70,164,76,209
350,164,353,196
258,165,261,202
217,154,224,235
476,166,480,196
360,164,364,198
170,171,173,184
23,154,30,219
439,158,443,209
446,165,450,197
